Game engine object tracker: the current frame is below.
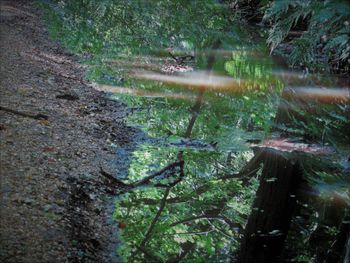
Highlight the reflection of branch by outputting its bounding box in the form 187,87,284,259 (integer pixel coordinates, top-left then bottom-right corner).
100,160,184,190
165,230,214,236
219,150,264,184
184,89,205,138
170,214,241,231
182,40,221,140
177,40,222,164
133,161,184,187
168,51,194,64
220,215,240,231
207,219,233,239
118,150,262,204
100,167,129,188
220,166,260,181
119,184,210,206
167,241,196,263
139,187,171,249
167,227,214,263
136,164,186,256
135,245,162,263
170,215,210,227
122,41,237,262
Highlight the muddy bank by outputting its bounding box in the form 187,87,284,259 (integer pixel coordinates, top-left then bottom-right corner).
0,1,138,262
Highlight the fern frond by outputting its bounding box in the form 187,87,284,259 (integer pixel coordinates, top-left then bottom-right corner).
264,0,350,70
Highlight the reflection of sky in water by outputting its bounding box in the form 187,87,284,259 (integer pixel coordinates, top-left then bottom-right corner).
113,147,131,180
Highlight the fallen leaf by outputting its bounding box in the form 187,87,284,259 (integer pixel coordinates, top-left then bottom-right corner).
43,146,56,153
118,222,127,229
39,119,50,126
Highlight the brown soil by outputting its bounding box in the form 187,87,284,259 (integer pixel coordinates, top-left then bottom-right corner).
0,1,136,262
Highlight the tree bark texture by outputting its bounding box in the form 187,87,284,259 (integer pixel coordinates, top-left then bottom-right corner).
323,212,350,263
236,148,303,263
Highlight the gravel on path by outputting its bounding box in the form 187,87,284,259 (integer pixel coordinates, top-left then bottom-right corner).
0,1,137,262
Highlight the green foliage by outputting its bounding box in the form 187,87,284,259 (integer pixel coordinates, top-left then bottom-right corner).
110,50,286,261
39,0,246,55
278,95,350,149
114,146,258,262
40,0,350,70
39,0,350,261
263,0,350,70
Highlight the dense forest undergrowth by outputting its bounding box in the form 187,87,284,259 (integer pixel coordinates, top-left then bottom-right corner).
36,0,350,262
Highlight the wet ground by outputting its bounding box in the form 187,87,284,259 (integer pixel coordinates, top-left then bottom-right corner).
0,1,137,262
1,1,350,262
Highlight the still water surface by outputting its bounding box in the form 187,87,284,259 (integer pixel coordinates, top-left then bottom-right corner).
92,49,350,262
38,0,350,261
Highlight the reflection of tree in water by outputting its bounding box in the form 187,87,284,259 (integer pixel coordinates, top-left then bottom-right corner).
113,48,267,261
113,48,260,262
113,58,350,262
38,1,350,261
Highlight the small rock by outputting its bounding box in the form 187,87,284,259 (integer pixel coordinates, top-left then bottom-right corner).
44,204,52,212
24,197,33,205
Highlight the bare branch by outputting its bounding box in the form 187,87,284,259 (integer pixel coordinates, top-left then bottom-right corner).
139,187,171,249
100,160,184,190
219,150,264,183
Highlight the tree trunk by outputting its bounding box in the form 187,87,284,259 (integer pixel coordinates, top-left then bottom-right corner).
323,212,350,263
236,148,303,263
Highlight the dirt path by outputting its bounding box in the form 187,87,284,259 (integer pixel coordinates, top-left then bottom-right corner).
0,1,137,262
